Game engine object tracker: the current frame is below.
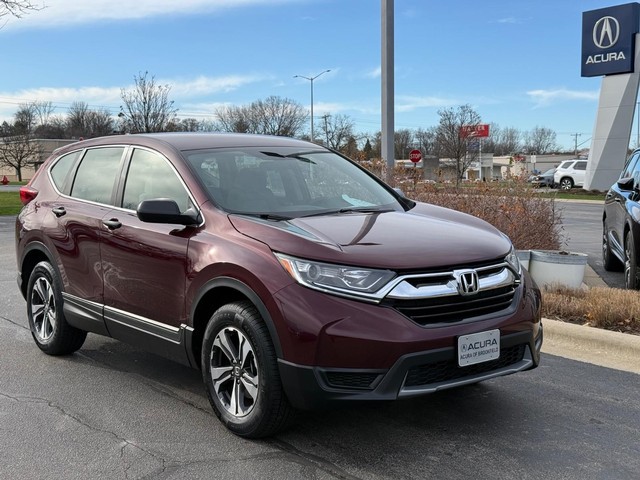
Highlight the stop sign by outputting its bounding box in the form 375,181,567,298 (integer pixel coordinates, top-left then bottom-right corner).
409,149,422,163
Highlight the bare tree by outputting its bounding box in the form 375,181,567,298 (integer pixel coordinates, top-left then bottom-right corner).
414,127,438,157
120,72,178,133
434,104,482,184
66,101,114,138
215,96,307,137
394,129,414,160
13,102,37,134
319,114,354,150
523,126,558,154
0,122,42,181
251,96,307,136
484,124,522,156
0,0,42,25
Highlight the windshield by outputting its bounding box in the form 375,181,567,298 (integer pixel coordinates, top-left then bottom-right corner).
184,146,401,218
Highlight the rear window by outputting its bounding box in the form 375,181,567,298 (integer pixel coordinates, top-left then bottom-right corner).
50,151,81,194
70,147,125,205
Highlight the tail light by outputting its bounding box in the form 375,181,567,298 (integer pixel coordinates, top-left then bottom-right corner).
19,186,39,205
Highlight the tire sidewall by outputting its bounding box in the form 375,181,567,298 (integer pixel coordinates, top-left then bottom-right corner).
201,303,274,437
27,261,64,351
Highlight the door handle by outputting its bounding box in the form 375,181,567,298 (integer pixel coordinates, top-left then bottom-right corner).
102,218,122,230
52,206,66,217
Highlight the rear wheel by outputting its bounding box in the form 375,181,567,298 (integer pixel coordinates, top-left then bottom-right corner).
624,232,640,289
559,177,574,190
201,301,295,438
26,261,87,355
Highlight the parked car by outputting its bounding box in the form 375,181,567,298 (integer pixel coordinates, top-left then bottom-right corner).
603,148,640,288
15,133,543,438
528,168,556,188
553,159,587,190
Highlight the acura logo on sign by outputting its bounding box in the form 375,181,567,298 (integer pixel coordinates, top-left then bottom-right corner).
454,269,479,296
593,16,620,49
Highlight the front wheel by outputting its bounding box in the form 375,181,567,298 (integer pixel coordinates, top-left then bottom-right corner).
602,222,622,271
624,232,640,289
559,177,574,190
201,301,295,438
26,261,87,355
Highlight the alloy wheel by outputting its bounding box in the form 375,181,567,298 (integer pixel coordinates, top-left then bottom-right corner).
209,326,260,417
560,178,573,190
29,276,56,342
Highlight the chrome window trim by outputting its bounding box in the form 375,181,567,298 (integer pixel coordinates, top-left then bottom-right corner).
46,144,204,228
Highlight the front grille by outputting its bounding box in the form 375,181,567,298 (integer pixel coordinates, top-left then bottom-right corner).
404,344,526,387
324,371,381,390
388,285,516,326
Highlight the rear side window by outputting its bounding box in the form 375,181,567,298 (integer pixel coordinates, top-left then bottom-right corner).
574,161,587,171
122,148,190,212
50,151,80,194
70,147,125,205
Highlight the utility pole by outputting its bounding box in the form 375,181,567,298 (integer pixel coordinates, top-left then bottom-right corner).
571,133,582,156
322,114,330,146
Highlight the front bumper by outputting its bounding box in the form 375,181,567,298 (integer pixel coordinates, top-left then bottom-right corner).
279,326,543,410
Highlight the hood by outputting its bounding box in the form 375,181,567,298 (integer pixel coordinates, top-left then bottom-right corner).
228,203,511,271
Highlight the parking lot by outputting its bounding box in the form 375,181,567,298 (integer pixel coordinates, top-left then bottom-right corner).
1,213,639,479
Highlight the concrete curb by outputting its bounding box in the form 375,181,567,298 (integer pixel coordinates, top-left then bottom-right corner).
542,318,640,374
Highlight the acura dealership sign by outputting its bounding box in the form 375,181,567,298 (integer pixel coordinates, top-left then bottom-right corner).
582,3,640,77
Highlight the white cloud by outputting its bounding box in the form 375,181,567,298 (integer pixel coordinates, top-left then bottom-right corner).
527,88,599,107
2,0,302,30
496,17,520,24
365,67,381,79
0,74,265,121
396,95,458,112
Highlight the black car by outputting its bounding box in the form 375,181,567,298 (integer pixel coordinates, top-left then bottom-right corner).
603,148,640,288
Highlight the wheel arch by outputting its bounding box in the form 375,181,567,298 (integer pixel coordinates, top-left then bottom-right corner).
19,242,59,299
187,277,283,369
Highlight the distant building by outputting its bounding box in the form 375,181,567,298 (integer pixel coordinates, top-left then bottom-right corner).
0,138,78,181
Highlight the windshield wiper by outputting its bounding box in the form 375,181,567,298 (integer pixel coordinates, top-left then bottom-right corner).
301,207,394,218
258,213,292,221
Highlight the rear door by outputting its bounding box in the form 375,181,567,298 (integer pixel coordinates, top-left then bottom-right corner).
48,147,125,305
46,146,126,335
573,160,587,186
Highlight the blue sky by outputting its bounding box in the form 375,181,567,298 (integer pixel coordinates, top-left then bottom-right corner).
0,0,624,150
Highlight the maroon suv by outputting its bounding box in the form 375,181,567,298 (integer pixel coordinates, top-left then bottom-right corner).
16,133,542,437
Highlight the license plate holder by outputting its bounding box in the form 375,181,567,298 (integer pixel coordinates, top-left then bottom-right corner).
458,329,500,367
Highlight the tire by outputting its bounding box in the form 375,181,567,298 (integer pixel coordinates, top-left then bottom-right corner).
602,221,623,271
559,177,574,190
201,301,295,438
624,232,640,290
26,261,87,355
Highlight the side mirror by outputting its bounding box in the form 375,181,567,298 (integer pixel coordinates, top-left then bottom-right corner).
617,177,635,191
137,199,200,226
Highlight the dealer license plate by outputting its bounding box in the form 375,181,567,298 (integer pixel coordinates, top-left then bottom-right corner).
458,329,500,367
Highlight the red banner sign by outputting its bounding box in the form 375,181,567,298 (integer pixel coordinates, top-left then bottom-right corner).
460,124,490,138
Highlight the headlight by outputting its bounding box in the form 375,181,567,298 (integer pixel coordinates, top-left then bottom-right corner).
504,246,521,274
275,253,396,296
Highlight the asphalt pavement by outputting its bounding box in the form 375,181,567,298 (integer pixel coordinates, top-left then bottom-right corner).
1,205,639,479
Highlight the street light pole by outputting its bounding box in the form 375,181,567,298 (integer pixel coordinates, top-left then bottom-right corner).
294,70,330,143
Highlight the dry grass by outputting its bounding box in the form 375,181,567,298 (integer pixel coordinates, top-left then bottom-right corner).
542,286,640,335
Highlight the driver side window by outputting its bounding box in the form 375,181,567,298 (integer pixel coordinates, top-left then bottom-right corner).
122,149,190,213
